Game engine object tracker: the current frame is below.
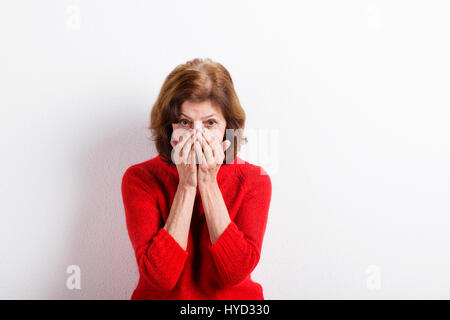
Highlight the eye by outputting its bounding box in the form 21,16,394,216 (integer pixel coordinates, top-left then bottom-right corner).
179,119,190,127
205,119,217,127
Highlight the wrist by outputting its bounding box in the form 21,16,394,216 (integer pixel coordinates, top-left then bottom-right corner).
177,183,197,193
198,179,218,192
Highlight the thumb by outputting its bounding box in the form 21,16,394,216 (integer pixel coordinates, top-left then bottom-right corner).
222,140,231,151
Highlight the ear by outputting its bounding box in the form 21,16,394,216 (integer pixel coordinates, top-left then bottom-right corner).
222,140,231,151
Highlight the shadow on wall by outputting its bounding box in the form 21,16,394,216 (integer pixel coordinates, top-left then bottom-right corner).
51,110,157,299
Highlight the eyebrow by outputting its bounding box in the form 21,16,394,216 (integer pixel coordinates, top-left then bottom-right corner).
180,113,217,120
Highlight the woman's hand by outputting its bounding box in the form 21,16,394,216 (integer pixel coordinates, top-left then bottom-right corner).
194,128,231,188
171,129,197,189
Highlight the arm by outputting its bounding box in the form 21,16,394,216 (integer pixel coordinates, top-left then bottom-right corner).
200,167,272,287
163,184,196,250
121,166,194,292
199,181,231,245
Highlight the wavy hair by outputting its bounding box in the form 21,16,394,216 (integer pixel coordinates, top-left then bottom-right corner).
148,58,247,164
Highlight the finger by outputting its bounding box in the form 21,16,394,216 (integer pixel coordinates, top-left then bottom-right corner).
170,128,186,148
195,140,208,168
196,131,207,163
181,136,194,164
194,140,205,165
171,127,189,140
199,133,215,165
199,153,208,169
202,129,221,150
175,130,194,153
201,130,220,161
211,137,226,164
171,135,183,164
189,143,196,166
222,140,231,151
201,128,213,145
175,130,194,163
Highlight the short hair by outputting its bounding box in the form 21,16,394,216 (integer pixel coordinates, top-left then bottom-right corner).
148,58,247,164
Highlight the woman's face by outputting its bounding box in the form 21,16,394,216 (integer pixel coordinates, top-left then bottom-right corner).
171,99,226,143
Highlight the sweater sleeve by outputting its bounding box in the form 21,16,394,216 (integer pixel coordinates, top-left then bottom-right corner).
208,165,272,287
121,166,188,292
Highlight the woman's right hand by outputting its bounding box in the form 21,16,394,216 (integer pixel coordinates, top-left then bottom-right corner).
171,129,197,189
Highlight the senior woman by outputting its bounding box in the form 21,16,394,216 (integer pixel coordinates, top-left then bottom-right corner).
121,58,272,300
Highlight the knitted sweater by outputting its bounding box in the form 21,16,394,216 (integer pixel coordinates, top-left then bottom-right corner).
121,155,272,300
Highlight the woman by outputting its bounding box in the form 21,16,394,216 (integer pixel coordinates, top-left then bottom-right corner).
121,58,272,300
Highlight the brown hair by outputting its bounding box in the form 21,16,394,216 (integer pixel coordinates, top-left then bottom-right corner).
148,58,247,164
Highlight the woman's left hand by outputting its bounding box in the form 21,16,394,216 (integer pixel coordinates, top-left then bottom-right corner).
194,128,231,187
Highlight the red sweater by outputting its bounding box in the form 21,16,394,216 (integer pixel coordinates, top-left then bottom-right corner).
121,155,272,300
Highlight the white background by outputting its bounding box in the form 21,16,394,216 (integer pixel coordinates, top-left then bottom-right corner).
1,0,450,299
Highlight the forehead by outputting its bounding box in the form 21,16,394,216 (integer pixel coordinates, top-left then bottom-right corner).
180,100,224,118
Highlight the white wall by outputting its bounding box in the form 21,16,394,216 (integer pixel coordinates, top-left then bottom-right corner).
1,0,450,299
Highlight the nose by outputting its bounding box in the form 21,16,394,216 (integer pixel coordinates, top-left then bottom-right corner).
193,120,203,131
192,121,204,142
